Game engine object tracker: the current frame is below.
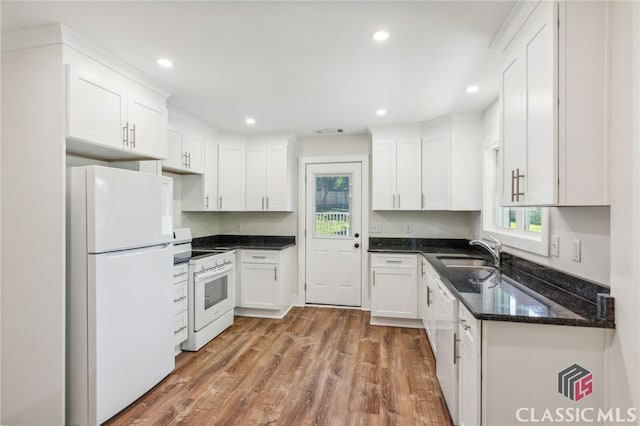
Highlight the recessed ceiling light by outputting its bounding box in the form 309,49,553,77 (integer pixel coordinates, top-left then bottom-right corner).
157,58,173,68
372,30,390,42
376,108,387,117
245,117,256,125
466,85,479,94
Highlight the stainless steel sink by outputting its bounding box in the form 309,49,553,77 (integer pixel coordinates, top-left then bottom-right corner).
436,256,494,268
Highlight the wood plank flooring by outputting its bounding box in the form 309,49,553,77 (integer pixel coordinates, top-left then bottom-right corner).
106,307,453,425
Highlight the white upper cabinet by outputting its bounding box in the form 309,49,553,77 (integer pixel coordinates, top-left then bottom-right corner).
218,143,246,211
182,139,218,212
499,1,608,206
245,138,294,212
371,133,421,210
67,68,127,151
66,62,168,161
163,114,204,174
371,118,481,212
421,134,451,210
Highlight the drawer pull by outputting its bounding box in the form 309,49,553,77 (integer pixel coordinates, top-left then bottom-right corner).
174,326,187,334
173,271,187,278
385,260,403,264
252,256,267,259
173,296,187,303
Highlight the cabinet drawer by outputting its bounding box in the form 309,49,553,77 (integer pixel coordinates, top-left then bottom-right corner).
173,280,188,315
173,263,189,283
173,310,188,346
241,250,279,264
371,253,417,269
459,303,480,354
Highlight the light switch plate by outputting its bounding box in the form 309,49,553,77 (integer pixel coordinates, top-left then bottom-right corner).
405,223,413,233
550,235,559,257
572,239,581,262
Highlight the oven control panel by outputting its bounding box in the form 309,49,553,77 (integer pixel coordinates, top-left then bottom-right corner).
195,254,234,271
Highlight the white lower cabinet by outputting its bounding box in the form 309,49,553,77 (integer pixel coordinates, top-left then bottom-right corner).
458,304,481,426
370,254,418,319
172,263,189,355
424,258,609,426
236,248,293,318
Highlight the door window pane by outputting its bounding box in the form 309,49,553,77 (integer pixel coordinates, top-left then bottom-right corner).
314,175,351,238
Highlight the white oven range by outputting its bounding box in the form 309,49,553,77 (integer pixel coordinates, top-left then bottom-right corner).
182,249,235,351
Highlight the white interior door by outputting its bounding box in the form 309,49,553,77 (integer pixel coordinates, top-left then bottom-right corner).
305,163,362,306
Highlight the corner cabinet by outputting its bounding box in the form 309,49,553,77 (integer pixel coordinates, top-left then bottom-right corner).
500,1,608,206
370,253,418,319
371,135,422,210
245,138,294,212
66,63,168,161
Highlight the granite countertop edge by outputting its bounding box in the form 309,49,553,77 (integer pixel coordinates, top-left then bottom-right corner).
193,243,296,251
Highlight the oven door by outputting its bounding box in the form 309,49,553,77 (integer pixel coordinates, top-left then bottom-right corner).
194,264,234,331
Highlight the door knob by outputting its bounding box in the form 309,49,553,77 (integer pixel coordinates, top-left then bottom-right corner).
355,233,360,238
354,243,360,248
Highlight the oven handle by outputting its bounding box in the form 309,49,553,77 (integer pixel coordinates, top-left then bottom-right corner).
194,264,233,282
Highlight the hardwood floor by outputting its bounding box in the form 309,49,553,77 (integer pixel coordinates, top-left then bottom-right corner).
106,307,453,425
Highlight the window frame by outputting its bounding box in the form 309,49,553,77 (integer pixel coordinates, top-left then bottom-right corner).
482,142,550,256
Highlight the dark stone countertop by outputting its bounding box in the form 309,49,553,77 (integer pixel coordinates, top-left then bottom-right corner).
192,234,296,251
369,238,614,329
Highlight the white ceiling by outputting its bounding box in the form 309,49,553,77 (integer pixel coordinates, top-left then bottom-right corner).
1,1,514,135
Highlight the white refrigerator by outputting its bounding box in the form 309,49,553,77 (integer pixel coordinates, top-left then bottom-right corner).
67,166,175,425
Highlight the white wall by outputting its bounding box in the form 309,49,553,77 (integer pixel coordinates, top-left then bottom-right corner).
217,212,296,235
606,1,640,420
2,45,66,425
478,100,611,284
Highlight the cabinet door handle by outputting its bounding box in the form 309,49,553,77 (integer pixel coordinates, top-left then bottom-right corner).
397,194,401,209
392,194,396,208
262,196,265,210
274,266,278,281
427,287,432,306
183,152,188,168
421,193,425,209
373,270,376,286
460,318,471,331
515,168,525,201
266,196,269,210
421,260,425,277
219,196,223,209
173,295,187,303
511,169,516,202
174,326,187,334
252,256,267,259
454,332,461,364
385,260,402,264
122,122,129,146
205,195,209,209
130,124,136,148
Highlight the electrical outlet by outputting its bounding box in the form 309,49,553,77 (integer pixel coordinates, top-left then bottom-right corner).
369,223,382,233
236,223,242,232
405,223,413,233
550,235,559,257
572,239,581,262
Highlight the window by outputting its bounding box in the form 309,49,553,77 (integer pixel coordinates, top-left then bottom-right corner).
482,143,549,256
313,175,352,238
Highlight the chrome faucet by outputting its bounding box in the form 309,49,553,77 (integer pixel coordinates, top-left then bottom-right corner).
469,236,502,269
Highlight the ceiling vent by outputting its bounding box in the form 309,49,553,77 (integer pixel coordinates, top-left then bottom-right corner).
315,128,344,135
